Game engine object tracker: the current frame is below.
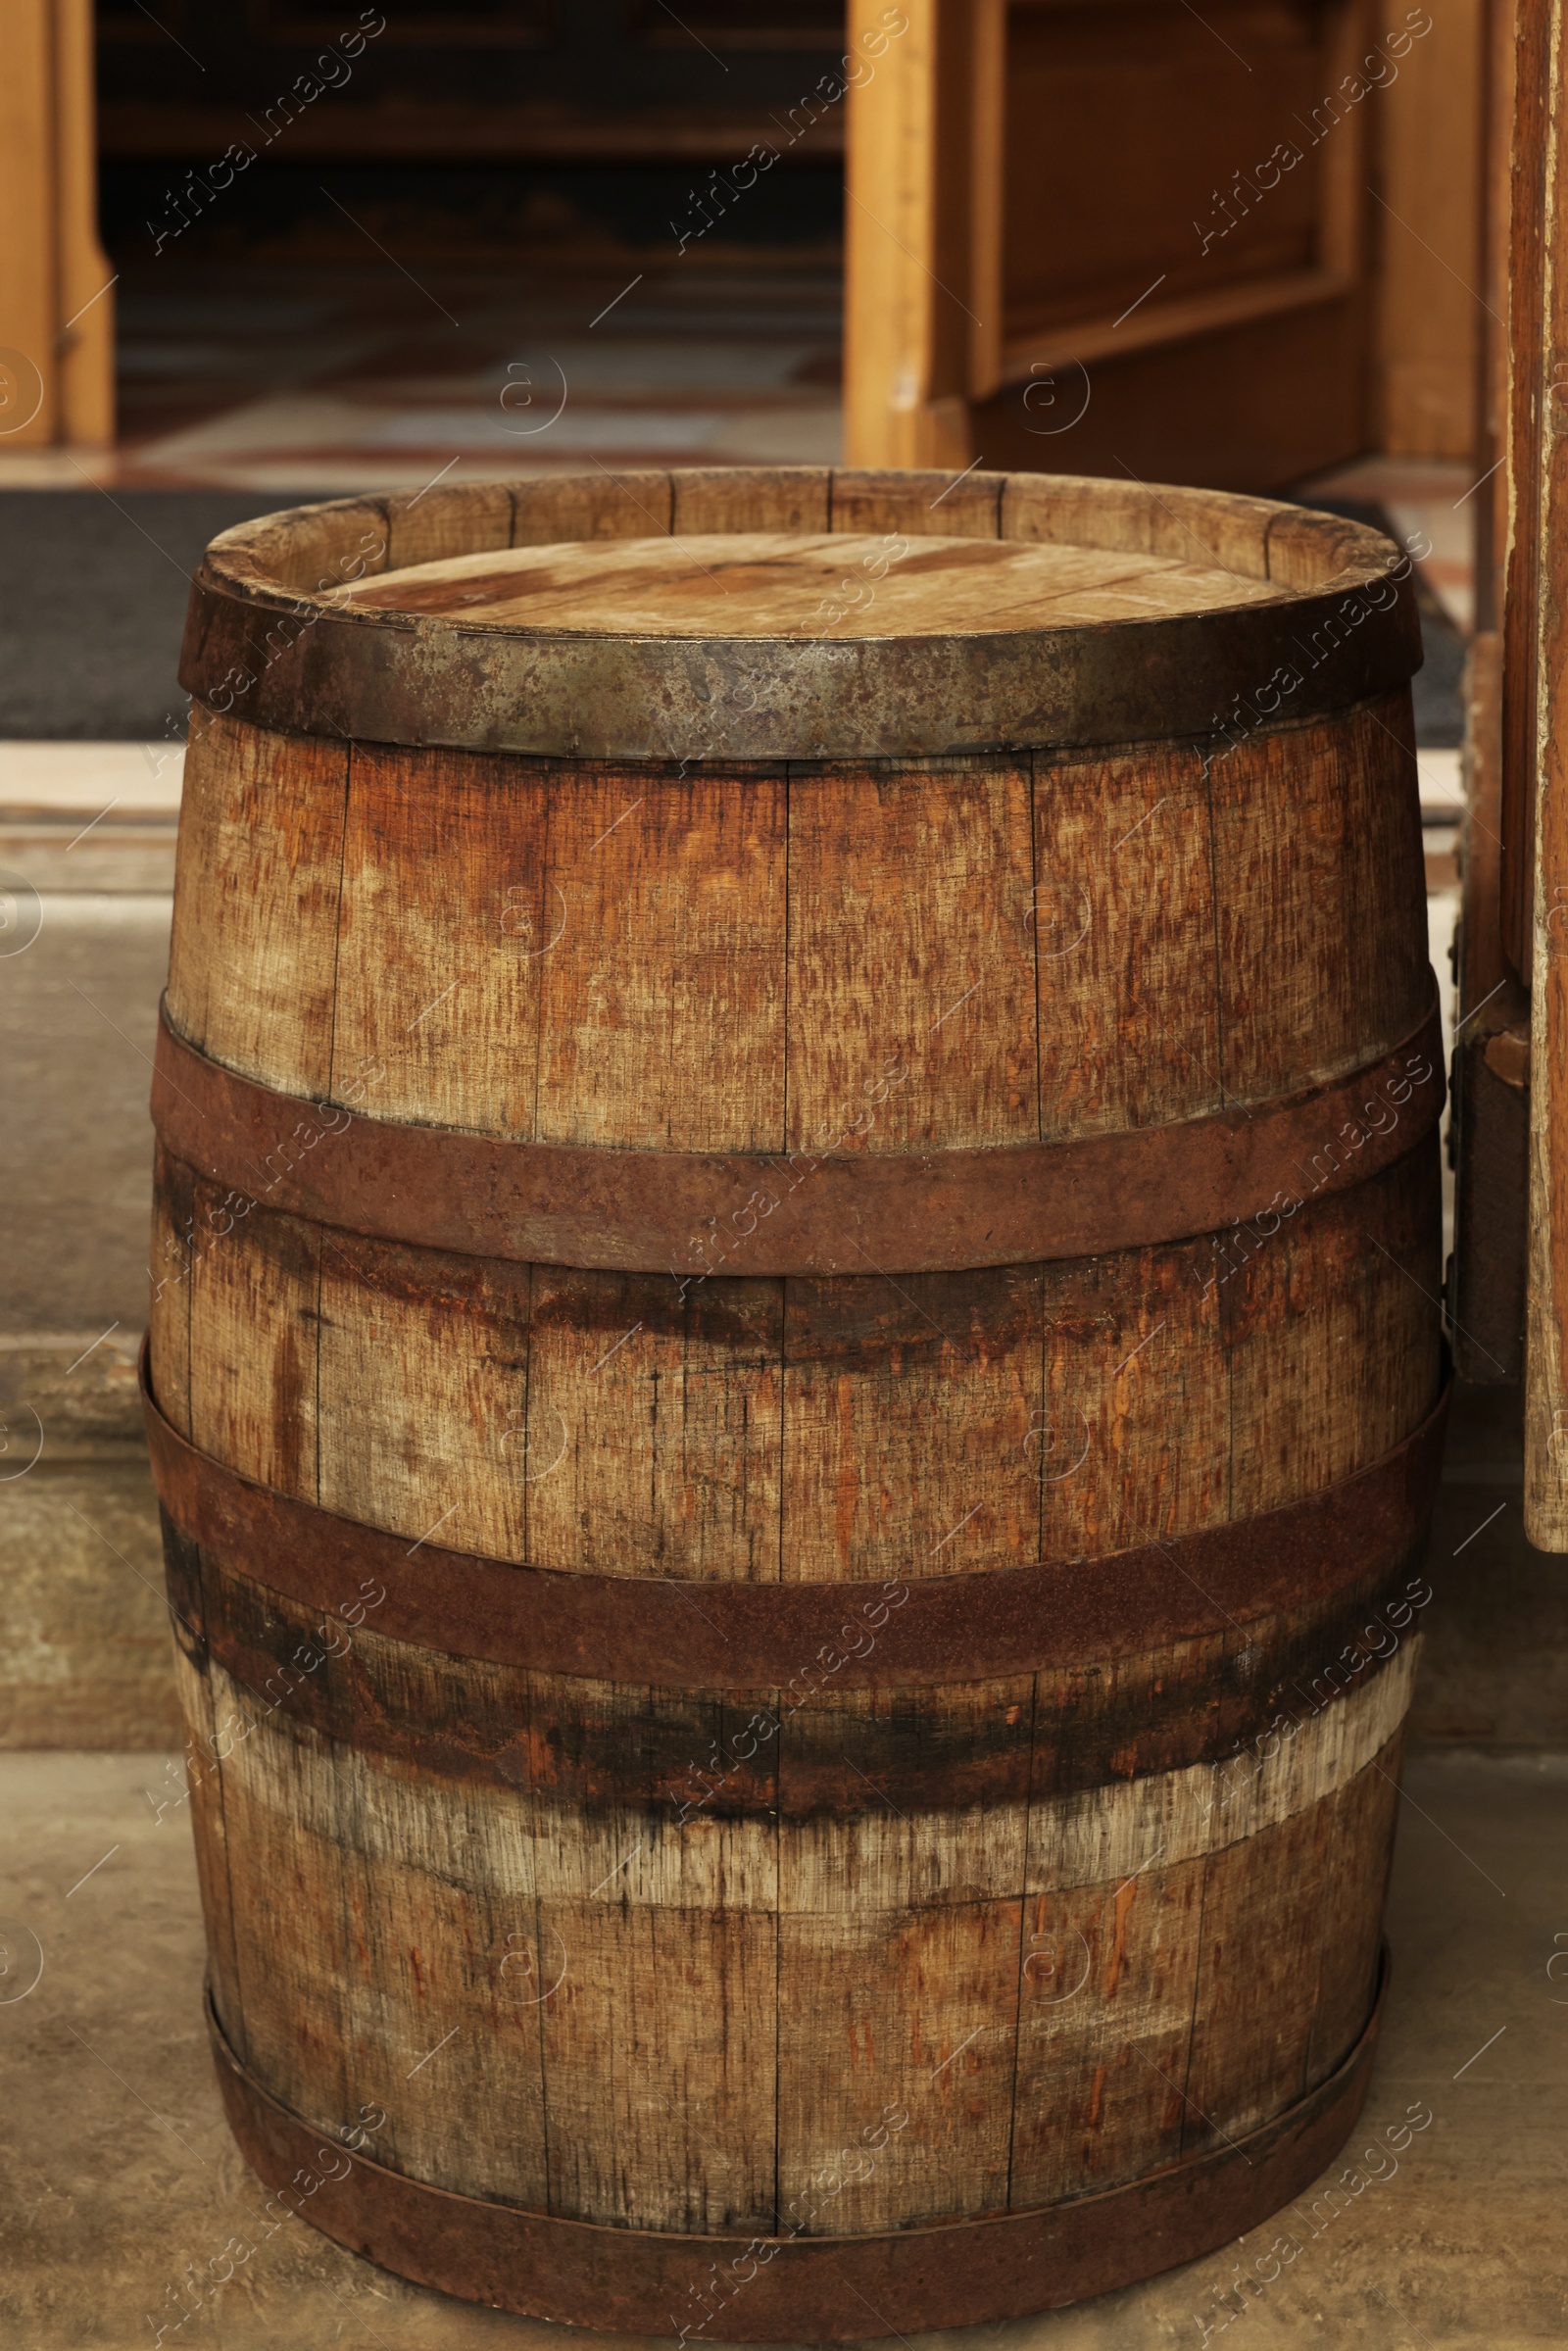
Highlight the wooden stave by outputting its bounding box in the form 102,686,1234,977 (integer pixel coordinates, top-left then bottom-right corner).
162,690,1433,1159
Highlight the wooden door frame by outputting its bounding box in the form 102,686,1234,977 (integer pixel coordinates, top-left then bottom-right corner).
0,0,114,451
843,0,1003,467
1513,0,1568,1543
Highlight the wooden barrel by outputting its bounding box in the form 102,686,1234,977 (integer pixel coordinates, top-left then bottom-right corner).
147,466,1446,2339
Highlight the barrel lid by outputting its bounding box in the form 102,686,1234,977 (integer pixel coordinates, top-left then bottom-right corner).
177,466,1422,760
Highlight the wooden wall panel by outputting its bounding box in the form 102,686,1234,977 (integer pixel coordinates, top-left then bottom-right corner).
1374,0,1484,456
0,0,113,447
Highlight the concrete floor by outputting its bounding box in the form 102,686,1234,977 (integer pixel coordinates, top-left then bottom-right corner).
1,1746,1564,2351
0,890,169,1333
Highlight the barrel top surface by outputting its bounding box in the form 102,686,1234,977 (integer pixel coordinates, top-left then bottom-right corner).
178,465,1423,758
339,530,1285,639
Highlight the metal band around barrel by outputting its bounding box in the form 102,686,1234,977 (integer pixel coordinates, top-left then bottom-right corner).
207,1957,1386,2339
150,996,1444,1279
179,566,1420,762
143,1346,1448,1690
176,466,1421,761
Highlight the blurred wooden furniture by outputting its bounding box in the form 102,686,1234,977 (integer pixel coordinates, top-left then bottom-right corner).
1511,0,1568,1545
0,0,114,449
844,0,1483,487
1448,0,1526,1395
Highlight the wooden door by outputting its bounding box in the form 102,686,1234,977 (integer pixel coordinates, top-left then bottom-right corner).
845,0,1448,490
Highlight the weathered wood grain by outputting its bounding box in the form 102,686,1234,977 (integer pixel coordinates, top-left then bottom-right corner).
510,469,672,545
178,1611,1418,2234
537,1899,778,2230
522,1265,782,1581
331,1739,551,2209
188,1190,319,1503
672,466,830,537
779,1264,1043,1581
148,1143,194,1438
331,744,549,1138
1007,1858,1202,2205
1521,0,1568,1545
344,530,1284,637
383,480,512,574
208,1667,355,2134
203,496,389,599
1033,737,1223,1140
535,767,788,1152
777,1897,1022,2230
1209,698,1429,1103
1181,1789,1342,2149
189,1148,1435,1581
1340,695,1432,1053
316,1231,530,1564
1004,473,1281,577
785,757,1037,1151
1303,1730,1403,2083
831,465,1004,539
1222,1151,1442,1519
1035,1237,1230,1563
167,711,348,1096
163,1524,246,2063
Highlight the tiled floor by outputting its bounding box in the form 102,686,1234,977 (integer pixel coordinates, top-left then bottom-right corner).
0,259,844,494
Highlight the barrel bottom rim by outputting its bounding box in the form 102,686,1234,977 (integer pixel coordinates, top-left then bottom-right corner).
206,1952,1388,2339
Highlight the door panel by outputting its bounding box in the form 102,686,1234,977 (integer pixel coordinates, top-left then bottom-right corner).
846,0,1382,490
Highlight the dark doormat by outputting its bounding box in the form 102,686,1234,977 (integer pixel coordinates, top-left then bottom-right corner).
0,489,354,741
